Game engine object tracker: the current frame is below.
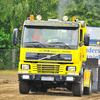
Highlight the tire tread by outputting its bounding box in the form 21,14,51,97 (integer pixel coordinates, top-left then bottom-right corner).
19,81,29,94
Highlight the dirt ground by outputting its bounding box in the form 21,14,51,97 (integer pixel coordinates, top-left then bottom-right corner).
0,75,100,100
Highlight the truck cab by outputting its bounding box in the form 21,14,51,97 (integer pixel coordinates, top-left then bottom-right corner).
13,15,91,96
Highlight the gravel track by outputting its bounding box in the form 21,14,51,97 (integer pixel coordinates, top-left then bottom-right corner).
0,76,100,100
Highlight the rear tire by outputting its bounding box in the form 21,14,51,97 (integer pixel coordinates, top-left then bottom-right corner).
19,80,29,94
84,73,92,95
72,77,84,96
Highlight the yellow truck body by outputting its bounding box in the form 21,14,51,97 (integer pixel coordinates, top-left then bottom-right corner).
13,15,92,96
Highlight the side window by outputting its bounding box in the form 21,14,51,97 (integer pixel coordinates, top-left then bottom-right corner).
80,29,82,42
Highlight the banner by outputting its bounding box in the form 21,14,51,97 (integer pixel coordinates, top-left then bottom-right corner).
87,46,100,65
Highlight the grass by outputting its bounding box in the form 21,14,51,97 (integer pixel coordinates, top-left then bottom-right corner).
0,70,18,76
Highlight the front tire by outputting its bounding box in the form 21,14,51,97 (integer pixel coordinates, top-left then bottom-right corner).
72,77,84,96
19,80,30,94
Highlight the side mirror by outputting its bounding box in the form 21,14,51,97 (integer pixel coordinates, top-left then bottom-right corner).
84,34,90,46
13,28,18,46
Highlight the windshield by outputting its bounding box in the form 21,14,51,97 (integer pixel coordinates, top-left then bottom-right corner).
22,27,79,49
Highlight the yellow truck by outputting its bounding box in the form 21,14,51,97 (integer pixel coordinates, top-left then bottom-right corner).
13,15,92,96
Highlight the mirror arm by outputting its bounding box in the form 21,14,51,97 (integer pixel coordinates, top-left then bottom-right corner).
79,41,84,47
16,37,21,44
19,26,23,30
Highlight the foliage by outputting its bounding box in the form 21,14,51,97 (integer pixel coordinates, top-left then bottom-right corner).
0,49,19,70
0,0,30,49
0,27,12,48
64,0,100,27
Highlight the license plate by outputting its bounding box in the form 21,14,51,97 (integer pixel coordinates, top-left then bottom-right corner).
41,76,54,81
22,75,29,79
66,77,73,81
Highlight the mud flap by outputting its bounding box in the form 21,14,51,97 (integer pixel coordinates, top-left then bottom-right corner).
84,70,91,88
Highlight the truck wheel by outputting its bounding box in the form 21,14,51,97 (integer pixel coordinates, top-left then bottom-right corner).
84,73,92,95
19,80,30,94
72,77,84,96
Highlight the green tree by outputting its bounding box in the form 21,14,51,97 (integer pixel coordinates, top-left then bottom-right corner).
63,0,100,27
0,27,11,48
0,0,30,49
27,0,58,20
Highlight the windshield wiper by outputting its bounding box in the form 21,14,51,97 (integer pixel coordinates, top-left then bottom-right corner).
48,42,71,49
24,41,46,48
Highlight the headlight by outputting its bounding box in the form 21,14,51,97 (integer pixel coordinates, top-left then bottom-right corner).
67,66,76,71
21,64,30,70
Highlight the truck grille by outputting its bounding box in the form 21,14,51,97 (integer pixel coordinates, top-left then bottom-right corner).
33,64,60,74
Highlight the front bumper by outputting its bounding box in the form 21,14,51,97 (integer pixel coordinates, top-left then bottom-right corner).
18,74,81,83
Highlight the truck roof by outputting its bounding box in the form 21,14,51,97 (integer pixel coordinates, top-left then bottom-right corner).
24,20,79,28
